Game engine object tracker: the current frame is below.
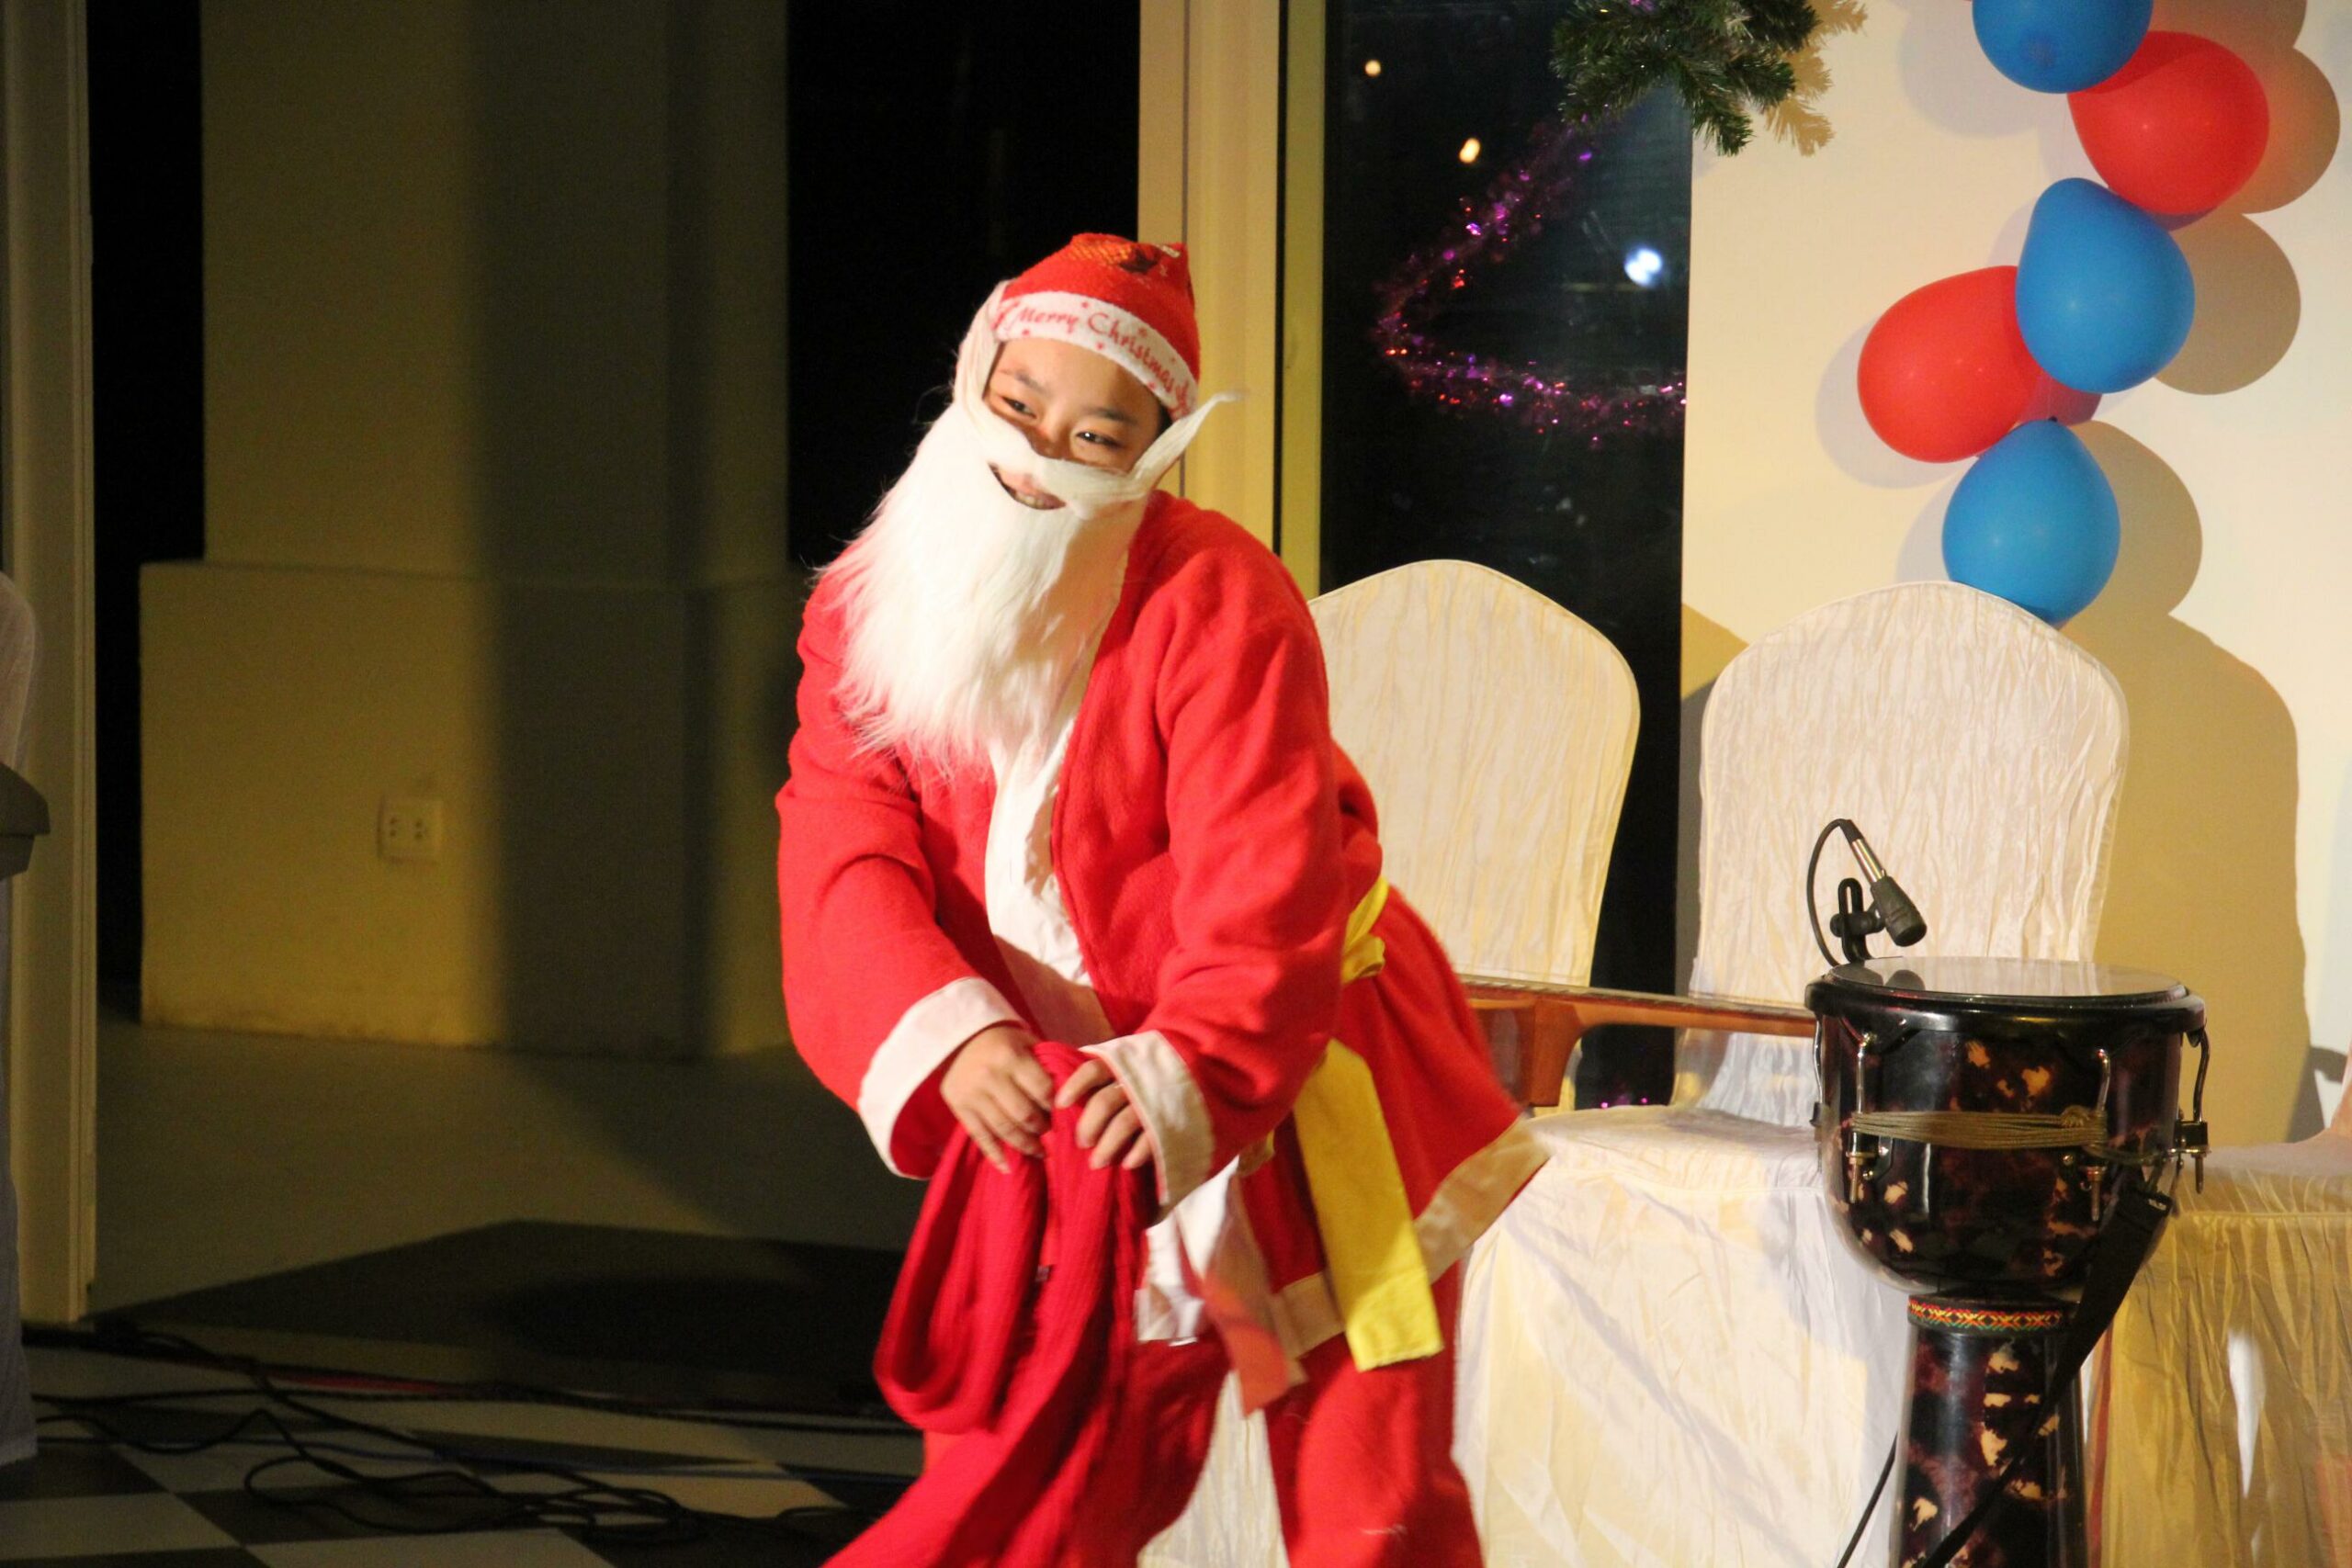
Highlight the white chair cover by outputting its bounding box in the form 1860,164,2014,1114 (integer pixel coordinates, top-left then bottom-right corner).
1144,559,1639,1567
1311,558,1638,986
0,571,37,1464
1459,581,2129,1565
1680,581,2127,1129
2095,1094,2352,1565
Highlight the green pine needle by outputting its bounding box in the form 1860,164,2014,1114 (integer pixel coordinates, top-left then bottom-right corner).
1552,0,1824,156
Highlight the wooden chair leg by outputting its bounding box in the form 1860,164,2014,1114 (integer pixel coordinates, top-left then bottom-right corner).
1525,1002,1589,1111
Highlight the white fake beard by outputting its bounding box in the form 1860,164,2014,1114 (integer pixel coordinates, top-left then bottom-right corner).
826,286,1238,772
825,408,1145,772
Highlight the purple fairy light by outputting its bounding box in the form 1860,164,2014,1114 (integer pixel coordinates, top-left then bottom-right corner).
1372,119,1686,440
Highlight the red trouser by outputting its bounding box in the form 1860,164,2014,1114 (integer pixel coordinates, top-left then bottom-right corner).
924,1268,1482,1567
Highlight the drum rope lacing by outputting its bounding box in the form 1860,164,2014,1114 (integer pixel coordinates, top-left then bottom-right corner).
1845,1104,2167,1166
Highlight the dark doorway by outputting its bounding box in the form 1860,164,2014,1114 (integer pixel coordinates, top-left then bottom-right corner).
88,2,207,1013
786,2,1141,568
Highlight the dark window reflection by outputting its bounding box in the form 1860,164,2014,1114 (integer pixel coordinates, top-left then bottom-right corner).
1323,4,1690,1100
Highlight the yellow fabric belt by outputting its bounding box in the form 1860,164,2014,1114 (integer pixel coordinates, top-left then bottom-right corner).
1287,877,1443,1370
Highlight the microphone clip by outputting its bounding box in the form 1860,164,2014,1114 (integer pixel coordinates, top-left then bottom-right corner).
1807,818,1931,970
1828,877,1883,966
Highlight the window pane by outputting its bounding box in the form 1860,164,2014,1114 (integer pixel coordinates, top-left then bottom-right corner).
1321,5,1690,1100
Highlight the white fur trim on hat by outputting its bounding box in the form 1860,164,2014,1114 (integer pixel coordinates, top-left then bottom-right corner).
989,289,1199,416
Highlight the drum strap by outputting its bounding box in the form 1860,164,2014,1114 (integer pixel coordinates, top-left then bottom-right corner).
1905,1173,2177,1568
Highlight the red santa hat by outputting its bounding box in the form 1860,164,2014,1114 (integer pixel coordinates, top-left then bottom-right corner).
989,235,1201,416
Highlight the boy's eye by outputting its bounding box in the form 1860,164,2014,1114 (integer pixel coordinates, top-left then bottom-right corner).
1078,431,1122,448
998,395,1034,418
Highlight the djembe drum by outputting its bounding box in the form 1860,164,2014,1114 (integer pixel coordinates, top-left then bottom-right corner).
1810,957,2209,1568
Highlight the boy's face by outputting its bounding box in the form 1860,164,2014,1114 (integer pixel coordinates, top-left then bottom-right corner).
983,337,1167,511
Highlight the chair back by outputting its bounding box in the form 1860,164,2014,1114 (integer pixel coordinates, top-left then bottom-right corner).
1684,581,2128,1127
1312,559,1638,987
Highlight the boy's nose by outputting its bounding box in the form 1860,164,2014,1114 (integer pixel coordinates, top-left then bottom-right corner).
1023,425,1067,462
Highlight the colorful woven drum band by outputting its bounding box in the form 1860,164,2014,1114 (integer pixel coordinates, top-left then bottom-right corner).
1907,1297,2072,1336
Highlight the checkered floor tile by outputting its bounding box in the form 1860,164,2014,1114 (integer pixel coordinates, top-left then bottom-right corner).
0,1345,918,1565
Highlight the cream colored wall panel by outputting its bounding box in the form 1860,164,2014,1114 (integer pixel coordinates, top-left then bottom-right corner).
1137,0,1188,247
489,572,692,1051
200,0,670,581
200,0,480,576
1170,0,1282,544
145,563,505,1044
1277,0,1325,594
667,0,792,590
175,2,797,1056
141,563,692,1054
691,574,807,1055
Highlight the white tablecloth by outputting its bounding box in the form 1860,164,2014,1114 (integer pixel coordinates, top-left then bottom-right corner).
1147,1107,2352,1565
1456,1108,1909,1566
2096,1124,2352,1567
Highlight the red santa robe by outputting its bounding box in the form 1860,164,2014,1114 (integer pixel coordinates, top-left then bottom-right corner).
776,488,1544,1407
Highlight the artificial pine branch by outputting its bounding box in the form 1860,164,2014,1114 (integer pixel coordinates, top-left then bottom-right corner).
1743,0,1819,52
1551,0,1823,156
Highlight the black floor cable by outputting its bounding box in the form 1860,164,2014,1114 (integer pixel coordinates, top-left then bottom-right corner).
32,1322,905,1436
24,1321,909,1550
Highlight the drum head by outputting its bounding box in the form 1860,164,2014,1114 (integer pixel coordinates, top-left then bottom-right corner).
1825,956,2188,1009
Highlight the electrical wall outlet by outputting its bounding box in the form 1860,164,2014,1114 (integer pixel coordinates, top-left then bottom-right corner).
379,797,444,863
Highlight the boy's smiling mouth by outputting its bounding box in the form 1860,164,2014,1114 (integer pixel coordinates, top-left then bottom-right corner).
991,466,1067,511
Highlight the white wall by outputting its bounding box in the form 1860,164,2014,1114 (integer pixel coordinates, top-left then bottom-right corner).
1684,0,2349,1143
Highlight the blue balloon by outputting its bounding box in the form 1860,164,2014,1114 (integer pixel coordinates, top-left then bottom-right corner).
1943,421,2120,625
2016,178,2195,393
1973,0,2152,93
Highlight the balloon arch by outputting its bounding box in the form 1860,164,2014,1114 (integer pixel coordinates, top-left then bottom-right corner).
1856,0,2272,624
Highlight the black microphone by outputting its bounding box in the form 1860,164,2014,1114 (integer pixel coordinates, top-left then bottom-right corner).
1839,824,1928,947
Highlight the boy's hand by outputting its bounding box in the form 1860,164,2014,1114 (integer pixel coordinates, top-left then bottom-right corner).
1054,1060,1157,1174
941,1024,1053,1171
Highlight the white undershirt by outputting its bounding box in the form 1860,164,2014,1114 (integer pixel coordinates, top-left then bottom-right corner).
980,614,1252,1348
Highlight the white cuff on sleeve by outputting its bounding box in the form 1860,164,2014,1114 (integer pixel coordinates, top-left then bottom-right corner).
1083,1030,1215,1210
856,976,1024,1175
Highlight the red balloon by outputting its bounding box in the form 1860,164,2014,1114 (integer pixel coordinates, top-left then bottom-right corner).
1858,266,2041,464
2069,32,2268,216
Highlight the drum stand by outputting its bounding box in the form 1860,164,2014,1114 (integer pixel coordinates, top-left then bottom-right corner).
1896,1295,2086,1568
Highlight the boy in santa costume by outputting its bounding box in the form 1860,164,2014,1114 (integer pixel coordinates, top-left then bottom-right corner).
777,234,1544,1565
